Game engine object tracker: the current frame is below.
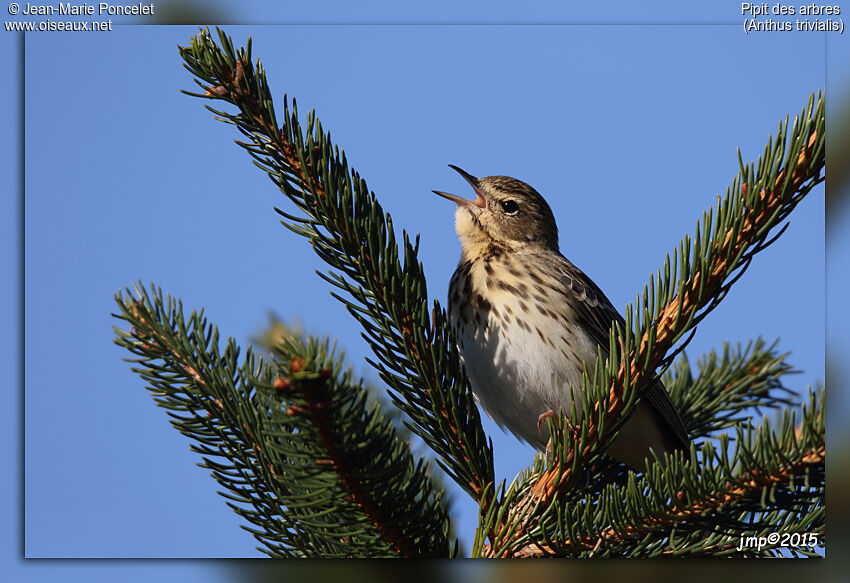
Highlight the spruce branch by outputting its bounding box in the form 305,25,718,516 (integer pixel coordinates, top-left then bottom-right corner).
667,339,798,439
488,387,824,558
533,338,803,505
251,313,465,545
178,28,495,505
112,283,453,558
506,92,825,531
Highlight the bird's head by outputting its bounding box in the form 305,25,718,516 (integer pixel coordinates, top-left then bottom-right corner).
433,165,559,253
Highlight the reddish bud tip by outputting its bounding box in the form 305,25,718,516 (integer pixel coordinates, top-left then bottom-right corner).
287,404,309,417
290,357,306,373
273,377,292,391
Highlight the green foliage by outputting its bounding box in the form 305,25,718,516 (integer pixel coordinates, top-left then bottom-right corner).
113,284,453,557
179,27,494,503
485,371,824,557
250,312,464,548
111,27,825,558
519,340,808,507
667,339,798,439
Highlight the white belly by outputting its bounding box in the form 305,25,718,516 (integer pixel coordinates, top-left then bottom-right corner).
452,286,600,450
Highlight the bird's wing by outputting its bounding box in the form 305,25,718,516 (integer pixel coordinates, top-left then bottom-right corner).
544,254,690,450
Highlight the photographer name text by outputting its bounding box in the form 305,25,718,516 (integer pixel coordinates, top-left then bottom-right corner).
18,2,153,16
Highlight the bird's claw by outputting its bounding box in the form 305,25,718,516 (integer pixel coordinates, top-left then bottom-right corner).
538,410,582,459
537,410,558,433
538,410,578,433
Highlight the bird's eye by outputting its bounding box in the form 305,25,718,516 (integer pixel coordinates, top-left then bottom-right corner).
501,200,519,215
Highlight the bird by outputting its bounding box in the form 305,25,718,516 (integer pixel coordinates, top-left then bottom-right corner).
433,165,689,471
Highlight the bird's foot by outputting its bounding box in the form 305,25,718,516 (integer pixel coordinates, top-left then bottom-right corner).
537,410,577,433
538,410,582,459
537,411,557,458
537,410,558,433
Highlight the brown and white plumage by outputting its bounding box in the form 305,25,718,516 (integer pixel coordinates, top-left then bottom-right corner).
436,166,689,471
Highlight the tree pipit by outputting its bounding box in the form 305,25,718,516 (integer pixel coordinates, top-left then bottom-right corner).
434,165,689,470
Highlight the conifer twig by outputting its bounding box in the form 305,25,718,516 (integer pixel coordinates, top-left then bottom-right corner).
113,284,453,557
178,28,495,509
495,386,824,558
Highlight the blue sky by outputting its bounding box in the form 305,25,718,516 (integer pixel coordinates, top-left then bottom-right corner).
2,1,846,577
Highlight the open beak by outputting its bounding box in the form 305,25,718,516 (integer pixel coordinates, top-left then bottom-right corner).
433,165,488,210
